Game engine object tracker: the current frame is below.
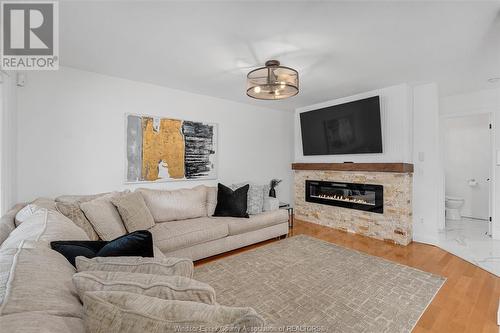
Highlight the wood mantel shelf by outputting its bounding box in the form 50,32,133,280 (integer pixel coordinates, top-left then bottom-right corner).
291,163,414,173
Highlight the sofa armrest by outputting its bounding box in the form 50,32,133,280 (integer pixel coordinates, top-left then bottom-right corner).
263,197,279,212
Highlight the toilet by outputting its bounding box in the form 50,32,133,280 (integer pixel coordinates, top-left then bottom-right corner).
445,196,465,220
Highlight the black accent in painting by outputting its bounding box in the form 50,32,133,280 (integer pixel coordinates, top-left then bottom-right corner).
182,121,215,179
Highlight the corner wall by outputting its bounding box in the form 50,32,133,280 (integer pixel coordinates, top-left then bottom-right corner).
16,67,294,203
293,83,443,244
412,83,443,243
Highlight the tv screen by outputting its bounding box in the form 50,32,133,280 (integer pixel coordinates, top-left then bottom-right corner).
300,96,383,155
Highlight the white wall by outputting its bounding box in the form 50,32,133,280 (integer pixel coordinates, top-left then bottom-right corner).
0,72,17,214
441,87,500,238
412,83,443,244
443,114,490,220
16,67,294,203
294,84,413,163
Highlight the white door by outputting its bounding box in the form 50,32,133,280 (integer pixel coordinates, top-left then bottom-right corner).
444,113,491,221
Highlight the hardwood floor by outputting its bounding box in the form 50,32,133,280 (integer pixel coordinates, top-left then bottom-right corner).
195,219,500,333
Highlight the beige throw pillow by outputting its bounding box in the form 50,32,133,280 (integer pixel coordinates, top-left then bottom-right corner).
56,202,100,240
75,256,193,278
137,186,207,222
73,271,215,304
111,192,154,232
82,291,264,333
80,192,128,240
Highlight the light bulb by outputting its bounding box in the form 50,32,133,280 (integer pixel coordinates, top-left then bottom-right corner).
274,90,280,96
280,82,286,89
253,86,261,93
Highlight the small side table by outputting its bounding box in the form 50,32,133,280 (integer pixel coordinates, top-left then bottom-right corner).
279,202,294,228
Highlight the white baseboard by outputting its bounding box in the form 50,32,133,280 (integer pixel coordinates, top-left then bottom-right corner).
412,233,438,246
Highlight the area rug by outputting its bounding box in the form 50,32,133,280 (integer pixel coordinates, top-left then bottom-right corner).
194,235,445,333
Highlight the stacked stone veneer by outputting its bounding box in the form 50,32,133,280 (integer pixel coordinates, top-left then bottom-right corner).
294,170,413,245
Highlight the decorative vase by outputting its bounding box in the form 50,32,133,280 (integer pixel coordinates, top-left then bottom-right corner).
269,188,276,198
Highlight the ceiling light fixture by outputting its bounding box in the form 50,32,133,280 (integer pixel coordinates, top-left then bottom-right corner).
246,60,299,100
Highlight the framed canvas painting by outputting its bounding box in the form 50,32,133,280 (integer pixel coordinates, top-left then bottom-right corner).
125,114,218,183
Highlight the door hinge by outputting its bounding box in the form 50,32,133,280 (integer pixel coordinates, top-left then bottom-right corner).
489,123,492,129
489,216,492,222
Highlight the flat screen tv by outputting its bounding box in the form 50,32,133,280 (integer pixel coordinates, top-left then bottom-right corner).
300,96,383,155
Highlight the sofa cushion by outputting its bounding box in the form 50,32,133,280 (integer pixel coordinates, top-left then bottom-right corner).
56,201,100,240
137,186,207,223
0,204,24,246
111,192,154,232
151,217,228,252
1,209,89,250
0,244,82,317
216,209,289,236
80,192,128,240
82,291,264,333
73,271,216,304
0,312,85,333
76,256,193,278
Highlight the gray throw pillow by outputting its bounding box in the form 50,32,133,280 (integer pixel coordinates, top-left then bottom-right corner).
230,183,264,215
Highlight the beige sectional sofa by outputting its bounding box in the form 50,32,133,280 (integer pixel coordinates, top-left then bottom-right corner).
0,185,286,332
0,185,289,260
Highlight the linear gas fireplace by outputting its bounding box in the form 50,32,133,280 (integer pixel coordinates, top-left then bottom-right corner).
305,180,383,214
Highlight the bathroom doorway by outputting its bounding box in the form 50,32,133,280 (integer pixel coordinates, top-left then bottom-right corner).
442,113,492,233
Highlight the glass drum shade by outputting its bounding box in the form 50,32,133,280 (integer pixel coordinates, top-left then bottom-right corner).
246,61,299,100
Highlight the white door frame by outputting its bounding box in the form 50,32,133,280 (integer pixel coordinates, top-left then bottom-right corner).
439,109,495,236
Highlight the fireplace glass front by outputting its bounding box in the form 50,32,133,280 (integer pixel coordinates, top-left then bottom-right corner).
305,180,383,213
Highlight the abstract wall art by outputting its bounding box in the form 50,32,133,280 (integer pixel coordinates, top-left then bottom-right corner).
126,114,217,182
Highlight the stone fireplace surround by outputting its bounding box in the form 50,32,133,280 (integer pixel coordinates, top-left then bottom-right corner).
293,163,413,245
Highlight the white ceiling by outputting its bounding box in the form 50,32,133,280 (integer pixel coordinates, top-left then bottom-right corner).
59,1,500,111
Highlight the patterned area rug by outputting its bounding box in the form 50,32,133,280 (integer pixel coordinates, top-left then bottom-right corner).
194,235,445,333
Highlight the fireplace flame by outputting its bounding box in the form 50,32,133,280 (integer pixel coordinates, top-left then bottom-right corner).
311,194,374,206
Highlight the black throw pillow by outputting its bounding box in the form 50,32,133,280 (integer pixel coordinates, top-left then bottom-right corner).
50,230,154,267
213,183,249,218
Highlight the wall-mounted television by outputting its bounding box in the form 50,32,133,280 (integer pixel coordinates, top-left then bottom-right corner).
300,96,383,156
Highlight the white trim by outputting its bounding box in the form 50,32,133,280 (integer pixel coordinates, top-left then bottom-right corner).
412,234,439,246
